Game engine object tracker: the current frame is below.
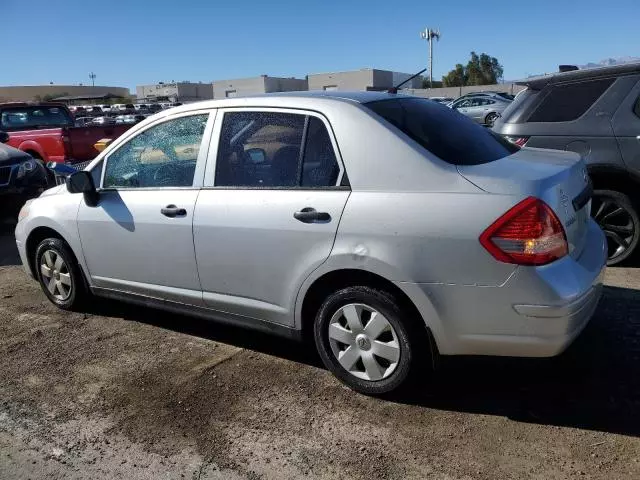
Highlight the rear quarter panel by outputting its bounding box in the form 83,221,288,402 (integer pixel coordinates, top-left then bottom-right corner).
329,191,518,286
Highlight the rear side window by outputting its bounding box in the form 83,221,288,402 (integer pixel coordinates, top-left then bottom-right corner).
634,96,640,119
215,111,341,188
527,78,614,123
365,98,518,165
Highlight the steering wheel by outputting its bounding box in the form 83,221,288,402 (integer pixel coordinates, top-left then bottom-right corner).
153,162,183,187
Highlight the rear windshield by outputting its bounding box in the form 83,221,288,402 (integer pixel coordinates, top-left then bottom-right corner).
365,97,518,165
0,106,73,131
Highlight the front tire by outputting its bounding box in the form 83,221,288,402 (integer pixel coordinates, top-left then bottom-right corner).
35,238,88,310
313,286,426,395
591,189,640,266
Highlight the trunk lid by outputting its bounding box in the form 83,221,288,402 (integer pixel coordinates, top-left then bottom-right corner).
458,147,592,259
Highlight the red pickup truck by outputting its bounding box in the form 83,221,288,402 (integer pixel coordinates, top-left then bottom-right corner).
0,102,133,164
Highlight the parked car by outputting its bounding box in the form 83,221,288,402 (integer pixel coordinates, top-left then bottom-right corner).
74,116,94,127
147,104,163,113
85,106,103,116
14,92,606,395
429,97,454,104
0,132,53,217
0,102,133,164
92,116,116,125
493,62,640,265
115,114,146,124
449,95,511,126
456,91,515,101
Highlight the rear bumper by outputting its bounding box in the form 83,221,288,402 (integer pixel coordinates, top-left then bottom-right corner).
398,218,607,357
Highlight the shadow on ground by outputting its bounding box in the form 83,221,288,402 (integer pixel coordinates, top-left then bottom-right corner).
0,222,19,267
87,283,640,439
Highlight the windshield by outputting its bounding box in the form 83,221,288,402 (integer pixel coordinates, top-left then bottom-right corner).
365,97,519,165
0,106,73,131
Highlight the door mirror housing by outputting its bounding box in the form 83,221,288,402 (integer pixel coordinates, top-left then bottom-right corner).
66,170,99,206
0,131,9,143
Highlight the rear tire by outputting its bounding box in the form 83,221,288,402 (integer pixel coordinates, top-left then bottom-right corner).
313,286,429,396
591,189,640,266
484,112,499,126
35,238,89,310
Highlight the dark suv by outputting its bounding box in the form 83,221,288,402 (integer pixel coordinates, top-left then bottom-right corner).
493,62,640,265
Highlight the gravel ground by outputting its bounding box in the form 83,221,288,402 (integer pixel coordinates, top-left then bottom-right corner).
1,222,639,479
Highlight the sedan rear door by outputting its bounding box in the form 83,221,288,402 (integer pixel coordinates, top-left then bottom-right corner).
193,108,349,327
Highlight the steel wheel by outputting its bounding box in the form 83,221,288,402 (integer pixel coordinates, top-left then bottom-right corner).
39,249,72,301
592,193,638,263
328,303,400,381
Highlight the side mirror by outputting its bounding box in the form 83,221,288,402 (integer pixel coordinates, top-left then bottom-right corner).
0,131,9,143
66,170,99,206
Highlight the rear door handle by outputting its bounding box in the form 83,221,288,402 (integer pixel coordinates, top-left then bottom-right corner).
294,207,331,224
161,204,187,217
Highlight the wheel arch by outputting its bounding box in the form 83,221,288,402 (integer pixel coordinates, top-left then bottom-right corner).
25,226,85,286
588,164,640,198
297,268,439,359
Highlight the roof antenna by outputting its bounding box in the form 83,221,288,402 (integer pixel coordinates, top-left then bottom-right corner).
388,68,427,94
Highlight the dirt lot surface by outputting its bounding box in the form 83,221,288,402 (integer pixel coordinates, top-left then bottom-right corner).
1,222,639,479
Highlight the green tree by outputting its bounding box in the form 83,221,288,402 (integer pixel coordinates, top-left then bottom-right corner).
442,52,504,87
442,63,466,87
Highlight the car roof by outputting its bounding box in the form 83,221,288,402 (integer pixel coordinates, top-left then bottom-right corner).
163,90,404,115
517,62,640,89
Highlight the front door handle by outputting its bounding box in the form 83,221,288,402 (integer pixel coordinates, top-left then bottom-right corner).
161,204,187,217
294,207,331,224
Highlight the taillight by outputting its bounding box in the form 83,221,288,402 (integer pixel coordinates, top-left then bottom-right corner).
480,197,568,266
505,136,529,147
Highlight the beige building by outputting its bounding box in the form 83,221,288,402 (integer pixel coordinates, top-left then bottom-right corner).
136,82,213,103
307,69,423,91
212,75,308,98
0,85,130,103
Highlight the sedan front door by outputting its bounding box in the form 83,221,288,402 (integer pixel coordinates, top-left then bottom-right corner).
77,111,214,305
193,109,349,327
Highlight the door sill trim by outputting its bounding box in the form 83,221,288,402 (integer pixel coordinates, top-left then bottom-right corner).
91,286,302,340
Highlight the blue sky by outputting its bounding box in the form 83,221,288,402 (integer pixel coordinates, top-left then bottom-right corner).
2,0,638,91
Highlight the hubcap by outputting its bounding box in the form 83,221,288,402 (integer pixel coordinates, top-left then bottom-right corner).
40,250,72,301
592,196,637,262
328,303,400,381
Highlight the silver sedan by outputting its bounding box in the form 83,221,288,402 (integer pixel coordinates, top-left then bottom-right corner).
14,92,606,395
449,94,512,126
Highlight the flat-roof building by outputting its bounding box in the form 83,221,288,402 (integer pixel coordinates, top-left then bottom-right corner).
212,75,308,98
307,69,423,91
136,82,213,103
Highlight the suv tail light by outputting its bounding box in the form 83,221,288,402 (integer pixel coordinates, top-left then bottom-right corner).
480,197,568,266
505,136,529,147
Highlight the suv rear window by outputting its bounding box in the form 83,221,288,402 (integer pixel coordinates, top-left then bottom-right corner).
365,97,518,165
527,77,614,123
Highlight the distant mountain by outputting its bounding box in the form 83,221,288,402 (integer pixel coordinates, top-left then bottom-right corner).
580,56,640,69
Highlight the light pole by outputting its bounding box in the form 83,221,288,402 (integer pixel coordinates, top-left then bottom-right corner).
89,72,96,88
420,28,440,88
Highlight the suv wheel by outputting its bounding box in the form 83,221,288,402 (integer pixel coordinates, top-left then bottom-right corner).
591,189,640,266
35,238,89,310
313,286,427,395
